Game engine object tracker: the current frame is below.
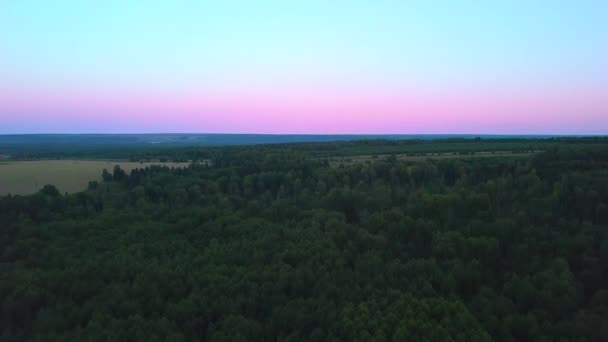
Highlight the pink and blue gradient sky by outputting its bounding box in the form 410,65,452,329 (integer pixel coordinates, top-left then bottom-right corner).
1,1,607,134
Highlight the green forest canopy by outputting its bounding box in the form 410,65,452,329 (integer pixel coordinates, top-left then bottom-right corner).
1,138,608,341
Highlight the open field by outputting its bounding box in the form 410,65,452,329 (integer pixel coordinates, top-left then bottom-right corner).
0,160,190,195
326,150,540,167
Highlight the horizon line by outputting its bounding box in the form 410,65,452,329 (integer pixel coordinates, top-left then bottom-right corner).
1,133,607,137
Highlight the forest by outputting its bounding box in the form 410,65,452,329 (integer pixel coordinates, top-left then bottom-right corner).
1,138,608,341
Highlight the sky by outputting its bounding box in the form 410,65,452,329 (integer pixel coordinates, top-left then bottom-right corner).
0,0,607,134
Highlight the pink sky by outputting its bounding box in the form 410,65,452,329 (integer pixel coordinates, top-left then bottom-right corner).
1,84,606,134
1,2,607,134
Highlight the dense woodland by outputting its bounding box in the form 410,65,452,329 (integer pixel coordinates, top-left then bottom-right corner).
2,139,608,341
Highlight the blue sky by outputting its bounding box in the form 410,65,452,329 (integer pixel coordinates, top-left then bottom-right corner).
1,1,606,133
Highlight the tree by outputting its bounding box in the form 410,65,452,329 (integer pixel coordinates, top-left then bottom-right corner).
113,165,126,181
102,168,112,182
40,184,60,197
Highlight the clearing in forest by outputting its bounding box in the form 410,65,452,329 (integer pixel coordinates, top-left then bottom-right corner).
0,160,190,195
327,151,540,167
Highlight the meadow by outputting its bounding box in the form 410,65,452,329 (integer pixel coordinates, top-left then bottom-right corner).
0,160,189,195
325,150,539,167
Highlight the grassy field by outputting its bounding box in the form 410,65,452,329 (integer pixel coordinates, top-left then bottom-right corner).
0,160,190,195
326,150,539,167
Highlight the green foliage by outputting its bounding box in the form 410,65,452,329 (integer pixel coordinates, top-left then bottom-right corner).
40,184,60,197
1,139,608,341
